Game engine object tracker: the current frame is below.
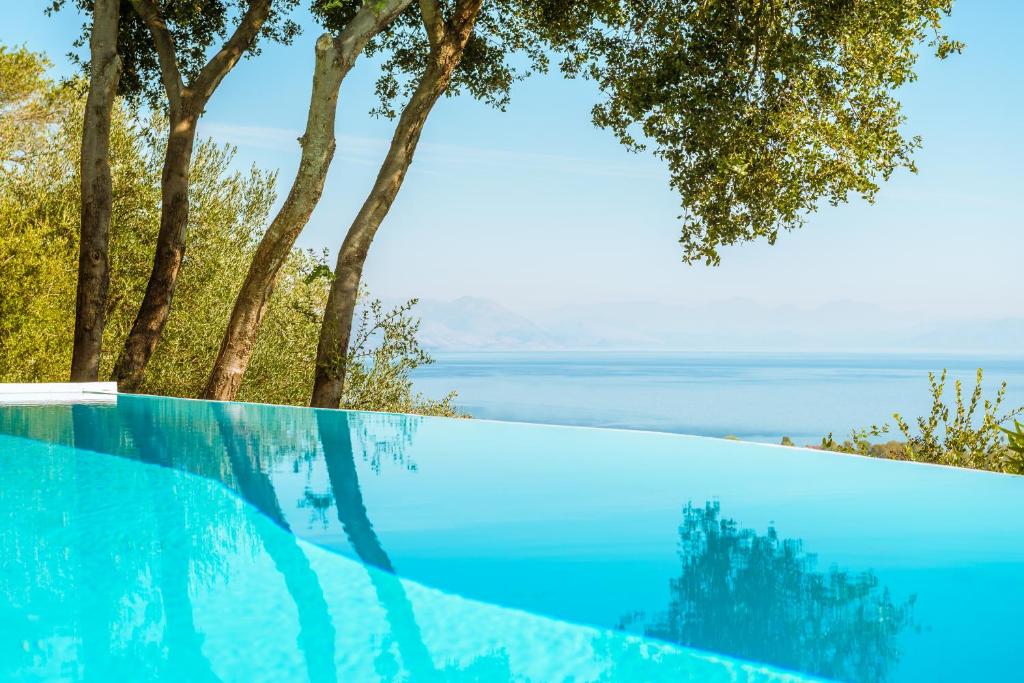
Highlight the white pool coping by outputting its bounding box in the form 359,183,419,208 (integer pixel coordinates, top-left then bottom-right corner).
0,382,118,404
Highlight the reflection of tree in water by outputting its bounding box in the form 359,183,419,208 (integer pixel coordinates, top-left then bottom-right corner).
4,400,512,679
213,405,338,683
355,412,423,473
296,410,423,531
121,408,222,683
623,502,914,683
314,409,511,681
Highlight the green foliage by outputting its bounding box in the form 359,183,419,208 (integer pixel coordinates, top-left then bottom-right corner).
0,45,457,417
556,0,961,265
313,0,564,119
0,45,64,166
309,0,365,31
47,0,302,108
313,0,963,269
342,297,461,416
779,435,794,447
1001,420,1024,472
0,47,84,380
822,369,1024,474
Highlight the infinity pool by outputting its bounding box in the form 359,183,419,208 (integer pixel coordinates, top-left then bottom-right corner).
2,395,1023,681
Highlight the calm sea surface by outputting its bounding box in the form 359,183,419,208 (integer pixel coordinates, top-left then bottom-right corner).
412,352,1024,444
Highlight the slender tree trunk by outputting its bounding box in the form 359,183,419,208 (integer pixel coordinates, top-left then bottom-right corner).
71,0,121,382
112,106,197,391
203,2,413,402
202,37,343,401
311,2,481,409
111,0,273,392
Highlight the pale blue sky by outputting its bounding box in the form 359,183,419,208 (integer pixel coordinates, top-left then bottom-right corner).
4,1,1022,319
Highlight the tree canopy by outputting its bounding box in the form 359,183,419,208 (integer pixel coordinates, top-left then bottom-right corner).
557,0,961,264
311,0,961,269
312,0,568,118
49,0,302,108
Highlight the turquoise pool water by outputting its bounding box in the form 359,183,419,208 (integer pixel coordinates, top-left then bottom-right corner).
2,396,1023,681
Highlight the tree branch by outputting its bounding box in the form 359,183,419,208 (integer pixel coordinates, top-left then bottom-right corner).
451,0,483,37
192,0,272,105
418,0,447,51
129,0,184,109
334,0,415,65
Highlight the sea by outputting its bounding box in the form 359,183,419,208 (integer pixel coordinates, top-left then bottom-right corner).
411,352,1024,445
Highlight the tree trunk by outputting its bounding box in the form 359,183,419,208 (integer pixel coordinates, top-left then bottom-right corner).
112,107,197,392
111,0,274,392
203,1,414,402
310,5,481,408
202,36,344,401
71,0,121,382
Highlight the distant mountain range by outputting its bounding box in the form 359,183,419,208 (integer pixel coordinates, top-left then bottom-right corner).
404,296,1024,353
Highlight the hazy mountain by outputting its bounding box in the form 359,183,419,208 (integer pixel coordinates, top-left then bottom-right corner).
413,297,567,350
406,296,1024,353
909,318,1024,352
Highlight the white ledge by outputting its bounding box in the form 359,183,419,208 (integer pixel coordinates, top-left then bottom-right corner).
0,382,118,404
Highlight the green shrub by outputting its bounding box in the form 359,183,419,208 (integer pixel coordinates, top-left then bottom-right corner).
822,369,1024,474
0,45,457,417
1000,420,1024,473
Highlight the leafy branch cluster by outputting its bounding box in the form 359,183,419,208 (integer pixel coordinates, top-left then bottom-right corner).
343,295,461,416
552,0,962,265
48,0,301,109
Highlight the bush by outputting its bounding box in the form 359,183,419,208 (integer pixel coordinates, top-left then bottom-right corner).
0,45,457,417
821,369,1024,474
1000,420,1024,472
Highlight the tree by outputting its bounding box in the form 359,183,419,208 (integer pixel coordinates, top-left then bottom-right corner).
114,0,304,392
51,0,302,391
70,0,121,381
209,0,573,405
311,0,486,407
560,0,962,266
307,0,959,408
0,44,458,415
202,0,414,401
203,0,554,404
311,0,572,407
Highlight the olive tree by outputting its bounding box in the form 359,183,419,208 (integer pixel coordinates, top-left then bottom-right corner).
312,0,492,407
205,0,555,403
52,0,302,391
202,0,415,401
561,0,962,265
308,0,960,408
69,0,121,382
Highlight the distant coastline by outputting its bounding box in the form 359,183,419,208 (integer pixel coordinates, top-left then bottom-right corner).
412,351,1024,444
